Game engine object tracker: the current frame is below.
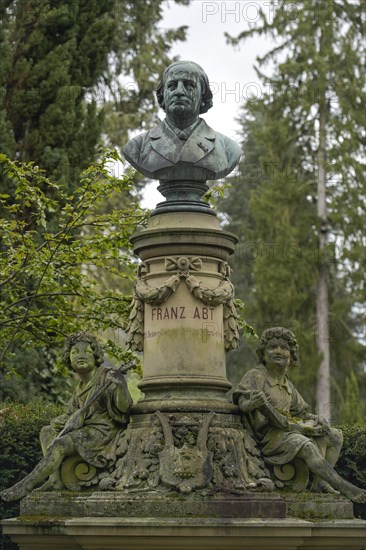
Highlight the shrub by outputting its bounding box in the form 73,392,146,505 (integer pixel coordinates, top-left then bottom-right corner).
337,424,366,520
0,400,63,549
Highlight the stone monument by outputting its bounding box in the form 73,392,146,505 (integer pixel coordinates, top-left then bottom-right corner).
2,61,366,549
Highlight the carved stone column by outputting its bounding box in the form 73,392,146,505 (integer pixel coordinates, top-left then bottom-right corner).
127,211,239,411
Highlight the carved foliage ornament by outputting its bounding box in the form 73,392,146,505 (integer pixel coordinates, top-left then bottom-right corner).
126,257,240,352
112,412,272,493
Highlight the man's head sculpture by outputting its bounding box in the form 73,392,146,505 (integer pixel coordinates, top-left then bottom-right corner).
123,60,241,214
156,61,213,115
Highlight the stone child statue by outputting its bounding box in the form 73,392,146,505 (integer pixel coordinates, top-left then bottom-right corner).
233,327,366,503
124,60,241,182
0,332,133,501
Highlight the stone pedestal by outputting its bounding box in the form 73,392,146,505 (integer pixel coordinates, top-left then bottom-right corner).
129,211,238,407
3,490,363,550
17,491,287,518
4,516,366,550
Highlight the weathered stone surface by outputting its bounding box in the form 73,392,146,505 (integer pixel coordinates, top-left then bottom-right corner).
283,493,354,520
132,216,237,261
3,516,366,550
0,334,133,501
19,491,286,519
128,210,240,405
111,411,272,494
18,490,354,522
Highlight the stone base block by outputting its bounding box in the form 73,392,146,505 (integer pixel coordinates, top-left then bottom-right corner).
18,490,354,522
3,517,366,550
19,491,286,519
283,493,354,520
3,491,362,549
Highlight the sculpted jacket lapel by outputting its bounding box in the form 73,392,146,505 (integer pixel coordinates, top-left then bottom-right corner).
149,119,216,165
149,121,183,164
179,119,216,164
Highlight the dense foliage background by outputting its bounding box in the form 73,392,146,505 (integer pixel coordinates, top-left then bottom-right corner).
221,0,366,423
0,0,190,187
0,0,190,404
0,150,146,402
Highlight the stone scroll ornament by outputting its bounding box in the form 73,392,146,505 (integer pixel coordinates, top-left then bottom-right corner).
126,257,240,352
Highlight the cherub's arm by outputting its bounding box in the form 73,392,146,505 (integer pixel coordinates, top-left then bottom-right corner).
47,392,78,431
237,387,290,430
106,369,133,415
237,389,268,413
289,385,330,434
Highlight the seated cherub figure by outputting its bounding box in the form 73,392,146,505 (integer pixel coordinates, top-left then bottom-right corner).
1,332,132,501
233,327,366,503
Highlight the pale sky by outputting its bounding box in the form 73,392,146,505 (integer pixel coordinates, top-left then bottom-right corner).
141,0,274,207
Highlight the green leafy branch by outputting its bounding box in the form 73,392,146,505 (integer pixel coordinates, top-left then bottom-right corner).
0,150,146,372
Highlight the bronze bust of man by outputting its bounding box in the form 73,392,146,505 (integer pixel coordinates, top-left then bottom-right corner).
124,60,241,190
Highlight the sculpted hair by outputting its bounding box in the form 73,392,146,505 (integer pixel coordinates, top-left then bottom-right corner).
156,60,213,114
62,331,104,369
256,327,299,366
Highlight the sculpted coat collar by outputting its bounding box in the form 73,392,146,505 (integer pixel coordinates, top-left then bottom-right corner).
258,364,292,395
149,118,216,164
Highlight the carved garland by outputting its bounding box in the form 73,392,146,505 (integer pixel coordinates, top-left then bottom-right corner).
126,257,240,352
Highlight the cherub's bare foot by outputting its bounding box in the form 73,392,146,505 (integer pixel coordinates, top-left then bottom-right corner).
342,485,366,503
351,489,366,503
34,478,64,492
0,480,32,502
312,479,340,495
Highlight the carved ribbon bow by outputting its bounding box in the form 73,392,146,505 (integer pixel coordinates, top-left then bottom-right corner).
165,256,202,275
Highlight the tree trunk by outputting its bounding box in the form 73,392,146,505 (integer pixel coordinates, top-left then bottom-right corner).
315,94,331,422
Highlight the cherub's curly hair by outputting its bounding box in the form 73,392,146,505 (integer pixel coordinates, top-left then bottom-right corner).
256,327,299,366
61,332,104,369
156,60,213,115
